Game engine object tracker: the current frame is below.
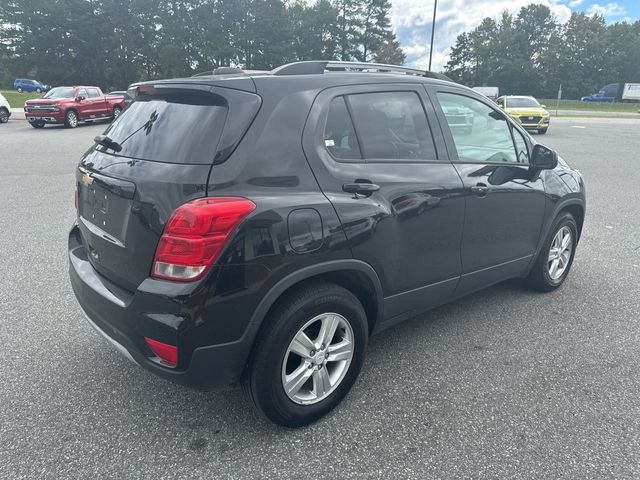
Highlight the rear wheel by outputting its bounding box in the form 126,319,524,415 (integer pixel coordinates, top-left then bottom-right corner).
245,281,368,427
30,121,45,129
526,213,577,291
538,128,548,134
0,108,8,124
64,110,78,128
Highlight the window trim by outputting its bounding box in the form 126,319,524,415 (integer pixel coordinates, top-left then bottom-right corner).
322,88,441,164
323,95,363,162
508,124,530,165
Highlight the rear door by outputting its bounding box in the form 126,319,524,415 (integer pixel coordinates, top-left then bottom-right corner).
427,86,546,295
76,84,261,290
302,84,465,323
84,87,106,118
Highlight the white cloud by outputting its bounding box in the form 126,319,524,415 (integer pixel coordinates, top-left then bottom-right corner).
586,2,626,17
390,0,572,71
568,0,583,7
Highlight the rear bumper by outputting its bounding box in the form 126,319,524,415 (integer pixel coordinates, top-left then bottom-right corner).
68,223,251,390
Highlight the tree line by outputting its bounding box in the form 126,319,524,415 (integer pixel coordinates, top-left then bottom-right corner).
0,0,405,89
445,4,640,99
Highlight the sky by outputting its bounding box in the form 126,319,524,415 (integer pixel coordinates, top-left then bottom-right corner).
390,0,640,71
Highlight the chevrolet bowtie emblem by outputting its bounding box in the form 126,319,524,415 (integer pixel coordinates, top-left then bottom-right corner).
81,173,93,187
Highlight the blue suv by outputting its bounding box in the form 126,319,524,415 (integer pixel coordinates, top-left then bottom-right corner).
14,78,51,93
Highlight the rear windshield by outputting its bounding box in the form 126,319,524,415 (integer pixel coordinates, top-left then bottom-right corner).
97,89,228,164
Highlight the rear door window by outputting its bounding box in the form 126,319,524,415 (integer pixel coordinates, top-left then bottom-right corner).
346,91,437,161
97,89,228,164
87,88,100,98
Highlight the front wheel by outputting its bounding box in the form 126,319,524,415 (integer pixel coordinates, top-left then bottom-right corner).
112,106,122,121
0,108,9,124
36,88,42,93
526,213,578,291
30,121,45,129
17,87,23,93
64,110,78,128
245,281,368,427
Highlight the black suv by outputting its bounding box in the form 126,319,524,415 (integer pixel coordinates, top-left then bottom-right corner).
69,61,585,427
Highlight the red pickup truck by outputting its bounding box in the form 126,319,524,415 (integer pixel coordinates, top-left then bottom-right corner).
24,86,127,129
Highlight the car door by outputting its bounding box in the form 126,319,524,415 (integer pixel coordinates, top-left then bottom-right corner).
302,84,465,326
427,86,546,296
84,88,105,119
75,88,91,119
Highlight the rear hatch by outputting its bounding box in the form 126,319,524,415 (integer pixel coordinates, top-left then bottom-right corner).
76,83,261,290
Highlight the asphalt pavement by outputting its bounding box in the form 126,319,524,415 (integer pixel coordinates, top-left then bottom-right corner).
1,116,639,479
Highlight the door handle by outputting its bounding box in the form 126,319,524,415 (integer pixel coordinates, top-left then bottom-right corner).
470,183,490,197
343,181,380,196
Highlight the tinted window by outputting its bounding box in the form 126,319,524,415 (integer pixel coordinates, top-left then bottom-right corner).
324,96,361,160
77,89,88,99
437,92,518,163
87,88,100,98
97,89,228,164
347,92,437,161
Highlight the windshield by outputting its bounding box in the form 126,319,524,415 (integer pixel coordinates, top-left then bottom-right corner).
44,87,75,99
506,98,540,108
97,89,228,164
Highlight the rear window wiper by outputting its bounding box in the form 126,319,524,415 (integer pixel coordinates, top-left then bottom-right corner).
94,134,122,153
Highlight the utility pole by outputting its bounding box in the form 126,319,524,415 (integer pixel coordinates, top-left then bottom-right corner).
428,0,438,71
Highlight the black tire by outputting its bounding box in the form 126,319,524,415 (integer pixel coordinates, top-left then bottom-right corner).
526,212,578,292
36,88,42,93
30,121,45,129
17,87,23,93
0,108,8,124
245,281,368,427
538,128,548,134
64,109,79,128
112,106,122,121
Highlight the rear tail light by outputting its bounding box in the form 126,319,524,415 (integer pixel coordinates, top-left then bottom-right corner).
144,337,177,367
151,197,256,282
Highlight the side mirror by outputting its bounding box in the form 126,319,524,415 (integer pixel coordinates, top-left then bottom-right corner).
76,96,85,102
530,144,558,170
540,104,546,108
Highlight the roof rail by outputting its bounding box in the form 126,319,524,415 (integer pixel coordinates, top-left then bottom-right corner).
191,67,247,77
271,60,453,81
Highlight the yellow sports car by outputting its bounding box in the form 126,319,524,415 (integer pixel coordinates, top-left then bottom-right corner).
496,95,550,134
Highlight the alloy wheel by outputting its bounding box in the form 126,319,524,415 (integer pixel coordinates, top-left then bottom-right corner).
281,313,354,405
548,226,573,280
67,111,78,127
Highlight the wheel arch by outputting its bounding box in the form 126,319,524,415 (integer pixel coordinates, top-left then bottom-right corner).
238,260,384,378
561,203,584,239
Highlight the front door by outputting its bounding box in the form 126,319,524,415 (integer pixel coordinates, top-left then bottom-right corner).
302,84,466,324
428,88,546,295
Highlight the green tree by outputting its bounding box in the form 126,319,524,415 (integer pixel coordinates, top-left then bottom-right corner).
356,0,393,61
374,38,406,65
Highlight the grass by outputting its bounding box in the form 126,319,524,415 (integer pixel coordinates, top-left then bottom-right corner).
1,90,44,108
539,99,639,113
